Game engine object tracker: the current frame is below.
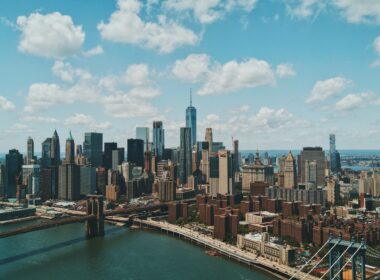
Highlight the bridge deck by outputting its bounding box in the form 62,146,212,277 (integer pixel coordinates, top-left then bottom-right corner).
0,215,95,239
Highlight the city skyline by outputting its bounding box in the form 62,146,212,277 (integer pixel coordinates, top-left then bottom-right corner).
1,0,380,151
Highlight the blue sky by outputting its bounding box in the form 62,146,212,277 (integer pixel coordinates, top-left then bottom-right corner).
1,0,380,152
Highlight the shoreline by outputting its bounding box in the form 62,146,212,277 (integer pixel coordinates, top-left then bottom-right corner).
133,219,316,280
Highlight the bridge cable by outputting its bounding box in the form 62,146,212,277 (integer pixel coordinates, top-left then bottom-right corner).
318,243,354,280
330,245,363,280
289,239,331,280
299,240,342,280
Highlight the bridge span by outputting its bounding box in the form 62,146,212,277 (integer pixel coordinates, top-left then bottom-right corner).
0,195,169,239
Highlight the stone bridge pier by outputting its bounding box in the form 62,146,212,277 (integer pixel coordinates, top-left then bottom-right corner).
86,195,104,238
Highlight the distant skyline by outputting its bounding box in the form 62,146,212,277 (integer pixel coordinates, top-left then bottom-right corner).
1,0,380,151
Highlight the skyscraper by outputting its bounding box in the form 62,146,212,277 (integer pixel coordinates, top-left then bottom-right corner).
300,147,325,187
26,136,35,164
5,149,23,197
284,151,297,189
65,131,75,164
51,130,61,166
103,142,117,170
179,127,192,184
329,134,341,174
233,139,239,172
112,148,125,171
0,164,6,197
153,121,164,159
205,128,213,155
83,132,103,167
58,133,80,201
218,149,234,195
186,90,197,147
127,139,144,167
136,127,149,151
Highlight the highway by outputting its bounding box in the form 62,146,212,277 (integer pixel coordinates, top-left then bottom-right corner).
136,218,319,280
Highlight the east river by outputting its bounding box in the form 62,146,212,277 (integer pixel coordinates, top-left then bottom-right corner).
0,221,273,280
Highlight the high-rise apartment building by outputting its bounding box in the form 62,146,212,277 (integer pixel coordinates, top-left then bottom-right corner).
179,127,192,184
153,121,164,159
300,147,326,187
83,132,103,167
185,91,197,147
0,164,5,197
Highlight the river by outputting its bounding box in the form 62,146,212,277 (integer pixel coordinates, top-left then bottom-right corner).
0,221,273,280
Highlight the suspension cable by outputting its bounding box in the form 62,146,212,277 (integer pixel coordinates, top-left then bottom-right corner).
330,245,363,280
319,243,354,280
289,239,331,280
300,240,342,280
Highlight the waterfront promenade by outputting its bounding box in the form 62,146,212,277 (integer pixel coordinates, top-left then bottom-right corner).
135,218,318,280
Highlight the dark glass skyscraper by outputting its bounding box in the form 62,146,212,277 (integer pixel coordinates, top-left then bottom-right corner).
83,132,103,167
179,127,192,184
329,134,341,173
65,131,75,164
153,121,164,159
51,130,61,166
186,91,197,147
103,142,117,169
127,139,144,167
5,149,23,197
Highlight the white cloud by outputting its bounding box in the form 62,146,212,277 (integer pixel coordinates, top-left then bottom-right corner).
251,107,306,131
129,87,161,99
286,0,325,19
173,54,278,95
17,12,85,58
335,92,379,111
83,45,104,57
276,63,296,78
163,0,257,24
124,64,151,86
0,96,15,111
103,94,159,118
306,76,351,104
25,59,162,119
198,58,276,95
97,0,199,53
52,61,75,82
22,115,59,123
332,0,380,24
64,113,112,129
172,53,211,82
371,36,380,67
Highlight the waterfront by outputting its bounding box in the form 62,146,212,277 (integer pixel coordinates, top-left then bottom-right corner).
0,222,272,280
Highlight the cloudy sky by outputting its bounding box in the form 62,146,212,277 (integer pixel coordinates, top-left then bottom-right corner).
1,0,380,152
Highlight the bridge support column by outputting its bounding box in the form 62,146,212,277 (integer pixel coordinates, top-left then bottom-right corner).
85,195,104,238
352,254,356,280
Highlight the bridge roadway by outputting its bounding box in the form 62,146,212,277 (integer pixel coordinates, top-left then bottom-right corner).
0,202,170,239
135,218,319,280
0,215,95,238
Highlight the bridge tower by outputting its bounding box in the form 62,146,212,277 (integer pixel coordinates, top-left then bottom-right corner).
86,195,105,238
328,235,366,280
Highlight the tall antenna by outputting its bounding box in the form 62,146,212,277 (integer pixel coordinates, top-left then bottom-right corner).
190,88,192,106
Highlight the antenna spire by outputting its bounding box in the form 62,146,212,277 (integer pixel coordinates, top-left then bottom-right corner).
190,88,192,106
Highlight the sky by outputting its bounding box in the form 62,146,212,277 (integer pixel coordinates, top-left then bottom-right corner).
1,0,380,153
